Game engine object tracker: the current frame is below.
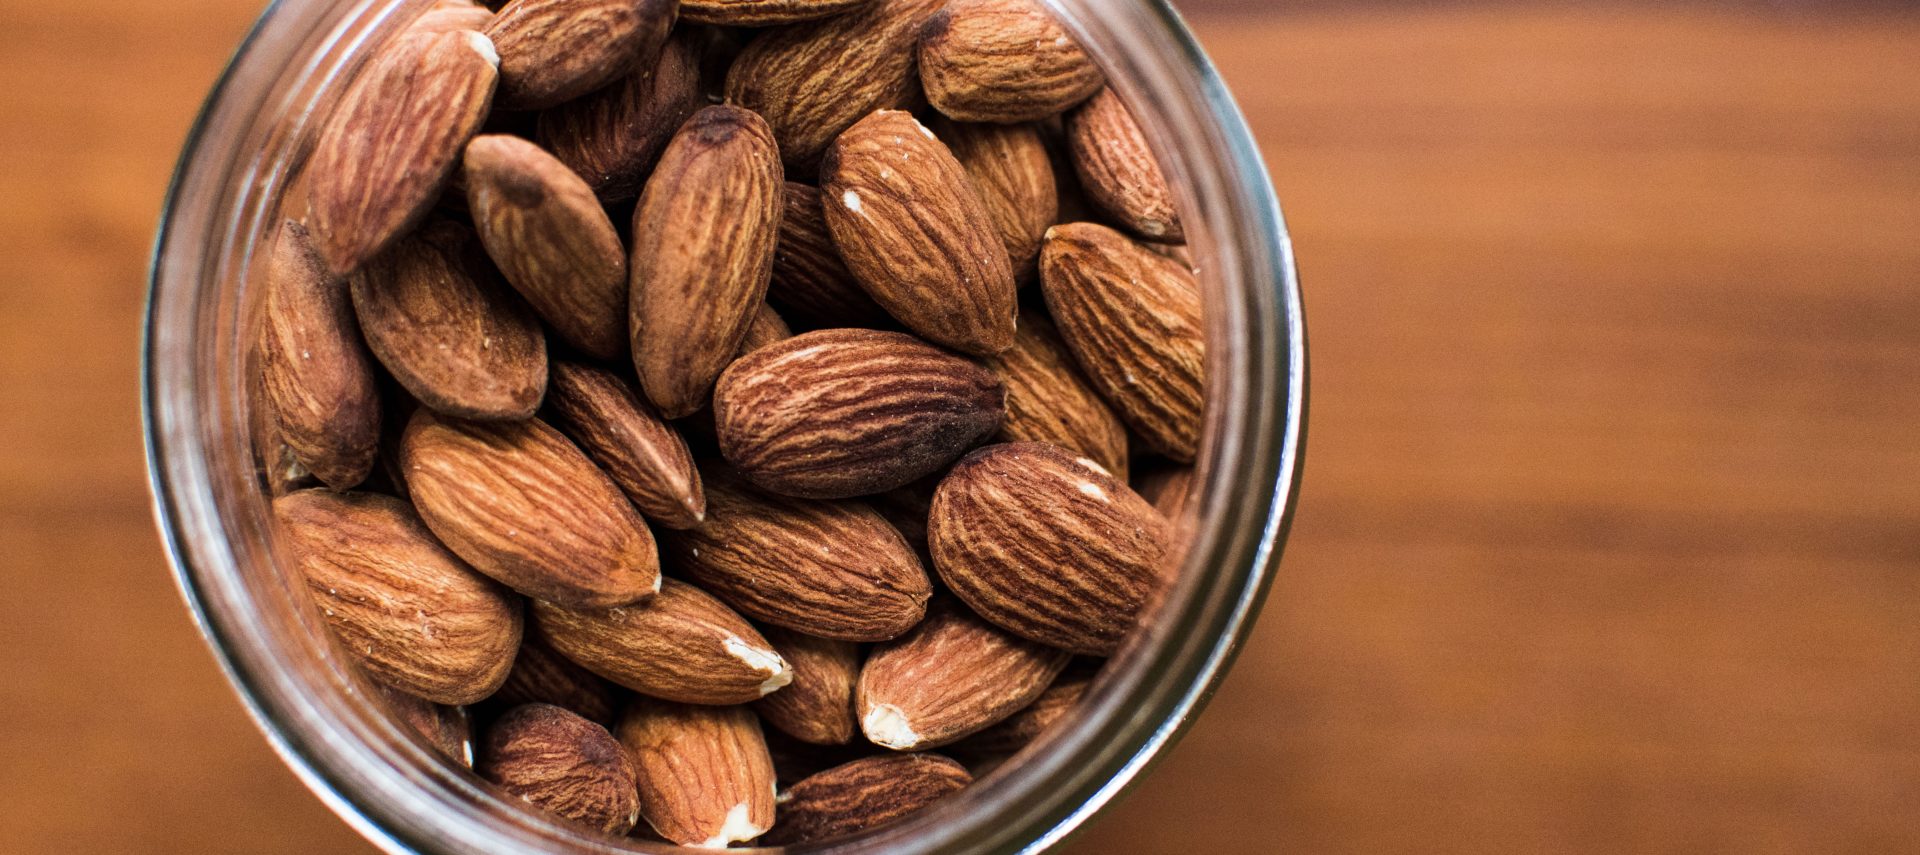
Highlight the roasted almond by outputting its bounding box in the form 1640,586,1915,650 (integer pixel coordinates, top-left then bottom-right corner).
483,0,676,110
258,220,382,490
617,700,777,847
250,353,319,497
369,678,473,766
400,409,662,609
683,0,874,26
754,626,860,745
409,0,494,34
929,442,1168,655
856,600,1068,750
713,328,1005,499
768,182,894,330
762,753,972,846
739,302,794,354
545,360,705,530
934,119,1057,281
820,110,1017,355
984,308,1129,479
952,669,1088,759
487,623,620,726
534,28,702,203
1066,87,1183,241
630,105,783,418
918,0,1103,124
274,489,522,705
478,703,641,835
532,578,793,704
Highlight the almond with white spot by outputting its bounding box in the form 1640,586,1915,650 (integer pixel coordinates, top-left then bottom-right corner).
768,182,894,330
618,700,777,847
532,579,793,704
754,626,860,745
856,599,1068,750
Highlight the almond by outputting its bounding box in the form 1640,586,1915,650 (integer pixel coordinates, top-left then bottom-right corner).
368,678,473,766
273,490,522,705
617,700,777,847
762,753,972,846
350,219,548,421
820,110,1017,355
984,308,1129,479
409,0,494,34
487,623,619,726
918,0,1103,124
1066,88,1183,241
662,469,931,640
483,0,676,110
534,28,702,203
934,119,1057,281
928,441,1168,655
1039,221,1203,461
754,626,860,745
868,477,936,557
478,703,641,835
545,360,706,530
400,409,662,608
739,301,794,354
713,328,1005,499
250,355,319,497
856,599,1068,750
531,578,793,704
308,29,498,275
683,0,874,26
464,134,628,360
630,105,783,418
768,182,893,330
1131,461,1194,522
258,220,381,490
952,669,1088,759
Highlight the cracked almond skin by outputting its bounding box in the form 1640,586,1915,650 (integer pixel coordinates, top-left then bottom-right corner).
754,626,860,745
663,469,931,640
630,105,783,419
368,678,472,766
918,0,1104,124
768,182,894,330
617,700,776,847
984,308,1129,479
487,623,619,726
274,490,522,705
934,119,1057,281
535,29,701,203
464,134,628,360
856,600,1068,750
762,753,972,846
258,220,381,490
478,703,640,835
820,110,1018,356
400,409,661,609
929,442,1169,655
1039,222,1204,461
1066,88,1184,242
545,360,705,530
308,29,498,276
350,219,547,421
483,0,676,110
713,328,1006,499
683,0,872,25
532,578,793,704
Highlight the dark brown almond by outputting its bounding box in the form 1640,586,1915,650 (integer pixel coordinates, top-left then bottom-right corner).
918,0,1104,123
762,728,874,787
713,328,1005,499
951,670,1088,758
768,182,894,330
856,600,1068,750
662,470,931,641
1131,461,1194,522
929,442,1168,655
762,753,972,846
682,0,874,26
532,579,793,704
983,308,1129,478
400,409,661,608
478,703,640,835
258,220,381,490
934,119,1057,281
1039,222,1204,461
464,134,628,360
483,0,676,110
1066,88,1183,241
487,623,620,726
545,360,705,530
274,490,522,705
350,219,547,421
820,110,1018,355
630,105,783,418
755,626,860,745
369,678,473,766
739,302,794,354
617,700,777,847
535,28,702,203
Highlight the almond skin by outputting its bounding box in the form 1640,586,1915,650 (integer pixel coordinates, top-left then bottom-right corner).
918,0,1104,124
1131,462,1194,522
768,182,894,330
617,700,777,847
258,220,381,490
532,579,793,704
463,134,628,360
400,409,662,609
754,626,860,745
350,219,547,421
487,624,620,726
934,119,1057,281
368,678,473,766
478,703,640,835
483,0,676,110
713,329,1006,499
739,302,794,354
682,0,874,26
856,600,1068,750
953,669,1088,759
929,441,1168,655
1039,222,1204,461
662,469,931,640
274,490,522,705
984,308,1129,479
820,110,1018,356
1066,88,1183,241
545,360,706,530
408,0,494,34
762,754,972,846
535,28,702,203
630,105,784,419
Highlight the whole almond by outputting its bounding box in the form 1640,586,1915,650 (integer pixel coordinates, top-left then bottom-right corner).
683,0,873,26
274,490,523,705
918,0,1103,124
768,182,893,330
1039,221,1203,461
464,134,628,360
713,328,1005,499
662,469,931,640
400,409,662,608
617,700,777,847
369,678,473,766
754,626,860,745
535,29,702,203
929,442,1168,655
723,0,945,173
630,105,783,418
350,219,548,421
478,703,641,835
856,600,1068,750
1066,88,1183,241
545,360,706,530
532,579,793,704
762,754,972,846
739,302,794,354
308,29,498,275
983,308,1129,479
952,669,1088,758
258,220,381,490
1131,462,1194,522
483,0,676,110
487,624,620,726
934,119,1057,280
820,110,1017,356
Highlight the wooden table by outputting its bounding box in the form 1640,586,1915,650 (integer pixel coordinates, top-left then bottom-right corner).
2,2,1914,852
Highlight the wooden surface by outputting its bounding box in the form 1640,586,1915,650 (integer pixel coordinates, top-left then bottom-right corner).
3,2,1917,853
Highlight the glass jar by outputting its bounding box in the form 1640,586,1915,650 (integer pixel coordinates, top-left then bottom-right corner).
144,0,1306,851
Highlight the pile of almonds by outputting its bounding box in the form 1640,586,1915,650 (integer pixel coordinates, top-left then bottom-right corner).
253,0,1203,847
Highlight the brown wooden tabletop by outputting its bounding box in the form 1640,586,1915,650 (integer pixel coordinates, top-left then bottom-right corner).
3,1,1916,852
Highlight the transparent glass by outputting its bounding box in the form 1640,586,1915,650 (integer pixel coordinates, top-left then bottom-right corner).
143,1,1306,852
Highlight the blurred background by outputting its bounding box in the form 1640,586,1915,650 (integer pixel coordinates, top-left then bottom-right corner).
3,0,1916,852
